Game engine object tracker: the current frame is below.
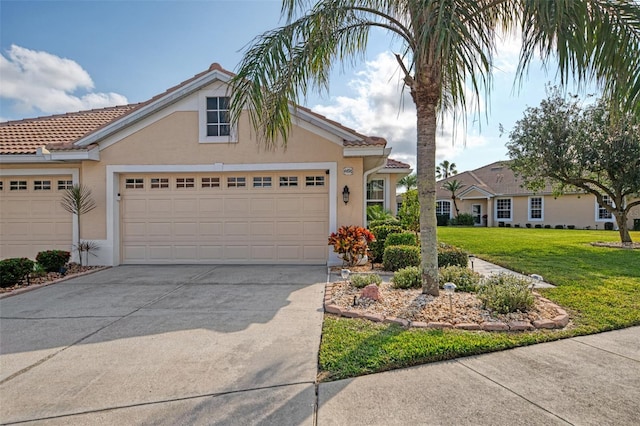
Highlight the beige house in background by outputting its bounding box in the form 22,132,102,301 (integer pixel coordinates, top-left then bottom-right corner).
0,63,410,265
436,161,640,230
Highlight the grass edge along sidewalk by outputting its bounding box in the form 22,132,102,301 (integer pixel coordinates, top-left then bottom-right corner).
318,228,640,381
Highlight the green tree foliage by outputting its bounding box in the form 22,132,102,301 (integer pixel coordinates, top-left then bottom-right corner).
60,184,97,265
398,189,420,234
230,0,640,295
398,173,417,191
436,160,457,179
441,179,466,217
507,90,640,243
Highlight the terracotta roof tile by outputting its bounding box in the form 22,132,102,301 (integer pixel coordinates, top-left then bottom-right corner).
0,104,141,154
385,158,411,168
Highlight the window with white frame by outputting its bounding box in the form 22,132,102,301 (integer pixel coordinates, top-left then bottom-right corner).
34,180,51,191
528,196,543,220
305,176,325,187
125,178,144,189
366,179,385,209
279,176,298,187
227,177,246,188
253,176,272,188
205,97,231,137
436,200,451,217
596,195,613,220
150,178,169,189
176,178,195,189
201,177,220,188
10,180,27,191
57,180,73,190
496,198,512,220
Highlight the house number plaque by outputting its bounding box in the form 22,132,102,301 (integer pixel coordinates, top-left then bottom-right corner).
343,167,353,175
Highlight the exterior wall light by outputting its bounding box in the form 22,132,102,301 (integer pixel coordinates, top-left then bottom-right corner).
342,185,350,204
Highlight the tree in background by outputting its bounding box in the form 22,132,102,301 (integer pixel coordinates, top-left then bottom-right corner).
507,90,640,243
398,189,420,235
398,173,417,191
441,179,466,217
60,184,97,266
230,0,640,296
436,160,457,180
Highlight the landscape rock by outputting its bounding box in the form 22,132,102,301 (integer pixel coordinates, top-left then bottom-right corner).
533,319,557,329
324,304,342,315
427,322,453,329
454,322,481,330
508,321,534,331
360,284,381,301
481,322,509,331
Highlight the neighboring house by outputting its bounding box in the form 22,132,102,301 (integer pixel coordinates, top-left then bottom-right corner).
0,63,410,265
436,161,640,230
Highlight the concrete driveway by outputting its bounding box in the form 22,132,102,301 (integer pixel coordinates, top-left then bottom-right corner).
0,265,326,425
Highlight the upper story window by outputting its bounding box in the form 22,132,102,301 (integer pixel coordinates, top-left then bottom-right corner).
597,195,613,220
34,180,51,191
528,196,543,221
496,198,512,220
206,97,230,137
10,180,27,191
199,90,237,143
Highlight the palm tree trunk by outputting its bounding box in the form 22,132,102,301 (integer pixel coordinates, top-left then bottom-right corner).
415,88,439,296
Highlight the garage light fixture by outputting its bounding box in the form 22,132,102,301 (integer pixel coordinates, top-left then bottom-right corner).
342,185,350,204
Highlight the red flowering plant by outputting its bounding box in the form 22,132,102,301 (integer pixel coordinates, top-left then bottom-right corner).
328,225,375,266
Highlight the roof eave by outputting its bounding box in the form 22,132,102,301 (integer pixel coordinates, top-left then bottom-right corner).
343,147,389,157
74,69,233,147
293,107,364,142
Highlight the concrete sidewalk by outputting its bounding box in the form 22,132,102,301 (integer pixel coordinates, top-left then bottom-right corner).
471,257,556,288
317,326,640,425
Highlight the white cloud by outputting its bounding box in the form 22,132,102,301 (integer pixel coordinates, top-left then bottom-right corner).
0,45,127,116
313,52,489,170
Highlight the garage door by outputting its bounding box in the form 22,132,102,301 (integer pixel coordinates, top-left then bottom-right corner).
120,172,329,264
0,176,73,259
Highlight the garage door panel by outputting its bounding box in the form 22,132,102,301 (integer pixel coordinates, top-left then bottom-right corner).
121,172,328,264
3,200,29,217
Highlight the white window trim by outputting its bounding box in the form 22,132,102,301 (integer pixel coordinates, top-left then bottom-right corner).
528,196,544,221
198,89,237,143
494,197,513,221
595,195,615,222
436,200,453,219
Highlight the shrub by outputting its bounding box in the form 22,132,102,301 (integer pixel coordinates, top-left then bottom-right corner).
525,223,532,228
555,225,564,229
450,213,475,226
385,232,418,248
368,218,401,228
36,250,71,273
350,273,382,288
383,245,420,271
535,224,542,228
398,189,420,233
567,225,576,229
436,214,450,226
392,266,421,289
437,244,468,268
477,273,535,314
604,222,614,231
328,226,375,267
544,225,551,229
369,225,403,262
438,265,483,292
0,258,35,287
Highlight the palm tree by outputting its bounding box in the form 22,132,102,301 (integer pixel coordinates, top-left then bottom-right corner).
398,173,417,191
229,0,640,296
442,179,465,217
436,160,457,180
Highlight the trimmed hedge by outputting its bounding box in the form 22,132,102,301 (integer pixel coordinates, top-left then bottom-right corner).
368,218,401,228
369,225,403,262
36,250,70,273
384,232,418,248
450,213,475,226
436,214,450,226
438,244,468,268
383,245,420,271
0,258,35,287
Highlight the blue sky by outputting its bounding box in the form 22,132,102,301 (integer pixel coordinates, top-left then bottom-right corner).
1,0,585,172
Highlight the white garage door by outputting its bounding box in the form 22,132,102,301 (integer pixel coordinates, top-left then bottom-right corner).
0,176,73,259
120,172,329,264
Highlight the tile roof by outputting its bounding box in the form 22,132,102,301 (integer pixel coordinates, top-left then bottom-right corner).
435,161,554,198
385,158,411,169
0,104,141,155
1,63,388,155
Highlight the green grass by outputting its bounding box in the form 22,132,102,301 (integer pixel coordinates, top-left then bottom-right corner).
318,228,640,381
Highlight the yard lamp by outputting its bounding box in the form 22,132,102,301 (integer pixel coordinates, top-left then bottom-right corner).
443,282,456,316
342,185,350,204
341,269,351,281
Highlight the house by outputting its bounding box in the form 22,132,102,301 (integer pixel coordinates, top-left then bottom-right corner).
0,63,411,265
435,161,640,230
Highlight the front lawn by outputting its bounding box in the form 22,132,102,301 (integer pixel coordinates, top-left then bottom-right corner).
318,228,640,381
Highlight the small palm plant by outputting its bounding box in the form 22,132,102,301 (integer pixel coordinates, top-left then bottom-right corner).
60,184,97,266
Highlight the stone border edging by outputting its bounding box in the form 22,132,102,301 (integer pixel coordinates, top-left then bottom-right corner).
0,266,111,300
323,281,569,331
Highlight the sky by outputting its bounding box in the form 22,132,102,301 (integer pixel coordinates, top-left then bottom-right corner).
0,0,591,173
